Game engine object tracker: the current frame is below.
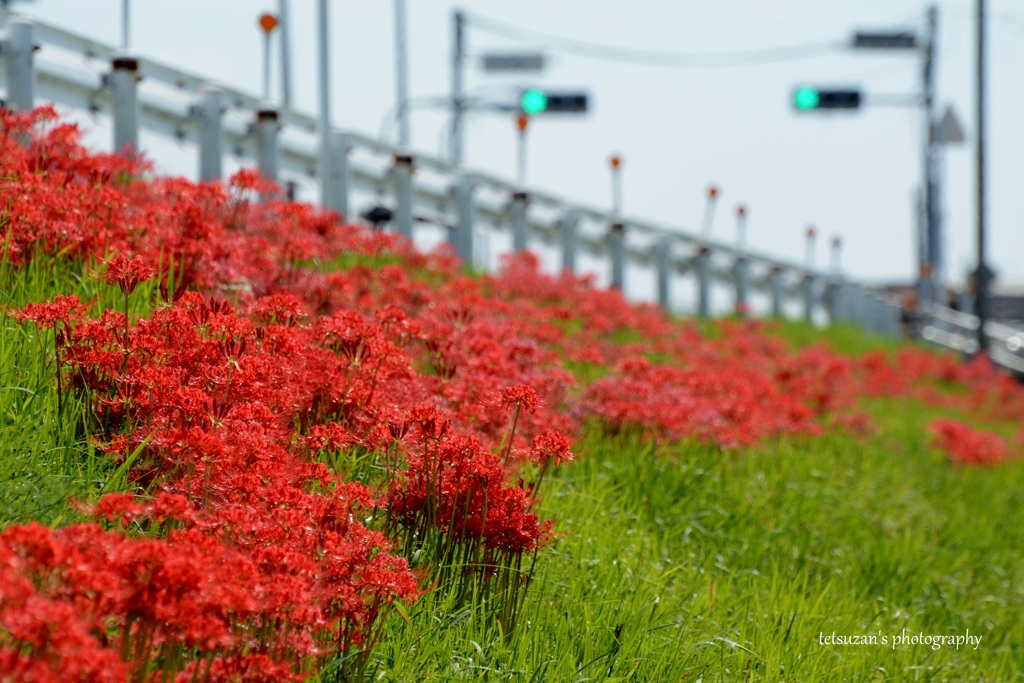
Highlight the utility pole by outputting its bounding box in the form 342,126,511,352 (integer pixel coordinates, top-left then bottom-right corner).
450,9,466,165
974,0,990,351
921,5,938,306
277,0,292,108
394,0,411,148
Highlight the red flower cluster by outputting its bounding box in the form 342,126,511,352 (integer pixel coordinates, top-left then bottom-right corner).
929,418,1012,466
2,109,573,678
103,253,155,296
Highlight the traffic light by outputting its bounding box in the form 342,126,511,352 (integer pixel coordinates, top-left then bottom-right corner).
792,87,861,111
519,89,588,114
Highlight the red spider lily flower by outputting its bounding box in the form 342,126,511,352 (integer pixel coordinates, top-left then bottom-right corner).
8,295,89,329
529,429,574,466
103,253,155,296
502,384,540,413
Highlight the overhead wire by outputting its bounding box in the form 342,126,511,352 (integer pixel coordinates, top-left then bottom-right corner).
465,11,848,67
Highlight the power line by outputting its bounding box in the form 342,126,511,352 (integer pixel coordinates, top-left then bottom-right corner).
465,11,846,67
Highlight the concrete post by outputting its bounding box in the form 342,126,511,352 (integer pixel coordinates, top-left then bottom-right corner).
769,267,785,318
196,87,222,182
324,131,350,219
393,153,414,239
734,256,750,316
695,247,711,318
510,191,528,252
111,56,139,154
452,174,476,265
559,210,579,274
655,235,671,310
609,222,625,291
824,278,845,324
255,109,279,201
3,19,34,111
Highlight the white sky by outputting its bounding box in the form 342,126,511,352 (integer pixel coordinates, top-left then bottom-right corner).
10,0,1024,285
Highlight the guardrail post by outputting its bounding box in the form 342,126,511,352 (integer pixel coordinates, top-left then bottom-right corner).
452,174,476,266
734,256,750,316
195,87,222,182
769,266,784,318
802,273,816,322
327,131,351,219
255,109,279,200
696,246,711,318
824,277,844,324
885,301,901,337
510,191,529,252
111,56,139,154
609,222,625,291
868,295,886,335
655,235,671,310
559,210,579,274
393,153,414,239
850,285,867,329
3,19,34,112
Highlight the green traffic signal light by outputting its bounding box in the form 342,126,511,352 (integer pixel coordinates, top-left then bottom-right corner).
520,89,548,114
793,87,820,110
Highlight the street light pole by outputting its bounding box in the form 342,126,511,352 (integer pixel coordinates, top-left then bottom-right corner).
317,0,332,209
394,0,410,148
515,114,528,186
277,0,292,108
450,10,466,165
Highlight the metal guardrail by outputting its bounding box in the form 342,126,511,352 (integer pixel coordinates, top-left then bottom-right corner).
919,303,1024,375
9,12,1016,361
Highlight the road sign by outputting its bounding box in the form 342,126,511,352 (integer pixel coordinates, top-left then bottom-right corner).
852,31,919,49
481,52,546,73
936,106,966,144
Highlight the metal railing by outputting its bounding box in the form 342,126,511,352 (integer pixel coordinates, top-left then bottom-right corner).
0,14,986,353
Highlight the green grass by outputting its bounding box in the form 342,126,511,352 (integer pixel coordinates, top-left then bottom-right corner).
762,319,906,357
0,252,152,527
354,418,1024,682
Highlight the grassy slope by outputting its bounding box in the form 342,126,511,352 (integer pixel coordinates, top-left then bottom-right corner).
352,323,1024,682
3,256,1022,682
368,416,1024,682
